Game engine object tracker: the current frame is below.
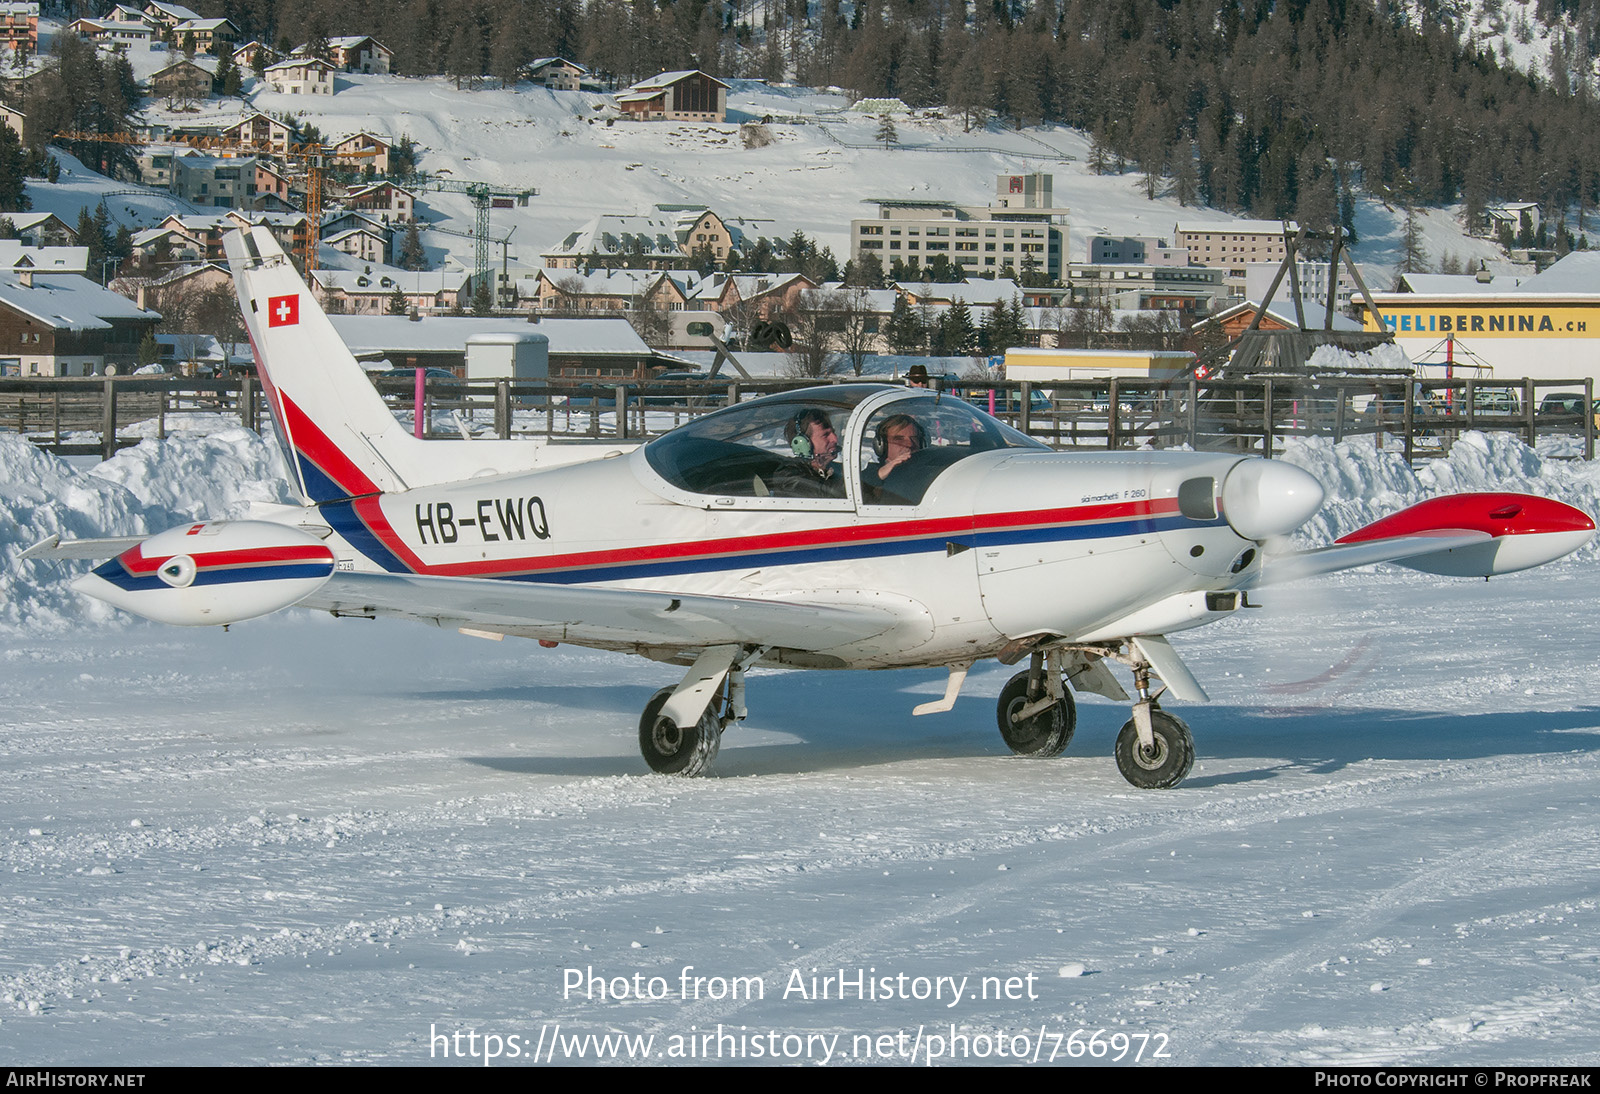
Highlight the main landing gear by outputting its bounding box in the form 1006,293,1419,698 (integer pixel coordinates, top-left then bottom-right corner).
993,643,1196,790
637,644,766,777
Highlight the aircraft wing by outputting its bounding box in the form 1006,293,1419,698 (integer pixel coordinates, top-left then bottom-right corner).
303,570,910,651
1258,492,1595,583
1261,530,1492,583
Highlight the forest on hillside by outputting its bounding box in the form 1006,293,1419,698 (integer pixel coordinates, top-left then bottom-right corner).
36,0,1600,235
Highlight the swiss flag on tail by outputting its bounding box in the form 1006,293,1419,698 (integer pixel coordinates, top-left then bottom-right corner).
267,294,299,327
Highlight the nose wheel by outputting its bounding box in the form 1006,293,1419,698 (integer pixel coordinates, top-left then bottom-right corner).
1114,709,1194,789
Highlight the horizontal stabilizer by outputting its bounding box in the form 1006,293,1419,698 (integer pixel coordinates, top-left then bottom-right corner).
21,534,146,562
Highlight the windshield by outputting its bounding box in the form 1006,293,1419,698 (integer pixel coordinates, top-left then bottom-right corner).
644,385,1046,504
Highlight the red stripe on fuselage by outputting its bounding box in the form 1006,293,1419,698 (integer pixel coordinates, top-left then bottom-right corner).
350,495,1182,579
119,544,335,575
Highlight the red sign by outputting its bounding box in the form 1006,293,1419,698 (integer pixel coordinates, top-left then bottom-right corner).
267,294,299,327
1008,176,1024,193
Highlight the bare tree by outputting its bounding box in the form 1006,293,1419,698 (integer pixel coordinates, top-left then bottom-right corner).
833,287,878,375
783,292,844,378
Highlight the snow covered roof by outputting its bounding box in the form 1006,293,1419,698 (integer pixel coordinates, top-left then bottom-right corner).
1511,252,1600,295
1398,273,1522,294
329,315,650,357
849,98,910,114
897,279,1025,307
312,267,468,294
1218,298,1363,331
625,70,728,92
146,2,201,21
0,272,159,331
546,207,782,261
0,243,88,273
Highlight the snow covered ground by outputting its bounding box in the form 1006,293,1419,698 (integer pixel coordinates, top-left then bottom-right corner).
2,422,1600,1065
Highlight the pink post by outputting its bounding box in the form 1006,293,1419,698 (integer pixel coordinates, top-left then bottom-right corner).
414,367,425,439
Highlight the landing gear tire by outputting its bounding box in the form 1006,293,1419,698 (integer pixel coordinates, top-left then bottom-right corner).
996,671,1075,757
1114,710,1194,789
639,686,722,776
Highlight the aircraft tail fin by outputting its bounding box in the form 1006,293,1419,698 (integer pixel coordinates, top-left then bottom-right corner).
225,226,418,503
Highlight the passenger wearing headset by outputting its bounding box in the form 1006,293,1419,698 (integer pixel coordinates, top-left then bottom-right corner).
772,407,845,497
866,412,929,505
871,413,926,481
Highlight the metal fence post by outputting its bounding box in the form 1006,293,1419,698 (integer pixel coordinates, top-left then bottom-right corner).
100,377,117,461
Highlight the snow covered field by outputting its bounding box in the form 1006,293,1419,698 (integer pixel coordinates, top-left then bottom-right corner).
2,424,1600,1065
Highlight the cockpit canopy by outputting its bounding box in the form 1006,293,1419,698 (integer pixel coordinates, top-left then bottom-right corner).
643,385,1047,506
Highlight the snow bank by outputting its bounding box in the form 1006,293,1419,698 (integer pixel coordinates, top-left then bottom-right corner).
0,424,295,634
1282,430,1600,558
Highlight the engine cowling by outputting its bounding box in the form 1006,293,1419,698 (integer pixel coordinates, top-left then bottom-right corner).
73,520,337,626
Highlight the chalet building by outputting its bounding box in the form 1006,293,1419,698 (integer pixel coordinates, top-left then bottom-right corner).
526,57,586,91
0,102,24,146
171,153,256,208
220,112,294,153
691,271,815,318
174,17,236,51
0,269,160,377
3,212,76,247
616,70,728,122
329,36,392,74
0,2,38,52
519,268,695,315
311,267,468,314
107,5,148,26
543,205,784,270
852,174,1069,280
150,211,308,263
231,40,280,71
142,2,200,30
68,17,156,46
264,57,335,96
253,161,294,208
293,36,392,74
333,132,390,175
130,223,207,265
342,181,415,223
323,227,387,265
149,59,212,102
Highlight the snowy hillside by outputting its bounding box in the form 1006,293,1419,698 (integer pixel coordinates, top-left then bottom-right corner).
23,20,1517,285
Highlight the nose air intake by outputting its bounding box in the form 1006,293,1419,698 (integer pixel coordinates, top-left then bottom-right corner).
1220,459,1325,541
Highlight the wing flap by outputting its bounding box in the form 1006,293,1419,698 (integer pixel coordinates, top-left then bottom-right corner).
304,570,908,650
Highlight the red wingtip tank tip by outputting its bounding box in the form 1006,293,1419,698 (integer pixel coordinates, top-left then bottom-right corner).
1336,492,1595,545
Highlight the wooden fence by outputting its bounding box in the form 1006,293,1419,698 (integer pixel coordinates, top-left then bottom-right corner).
1,374,1593,463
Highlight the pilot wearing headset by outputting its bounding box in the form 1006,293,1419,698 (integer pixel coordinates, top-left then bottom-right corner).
774,407,845,498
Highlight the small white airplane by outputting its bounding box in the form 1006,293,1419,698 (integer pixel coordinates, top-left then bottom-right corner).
28,228,1597,788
